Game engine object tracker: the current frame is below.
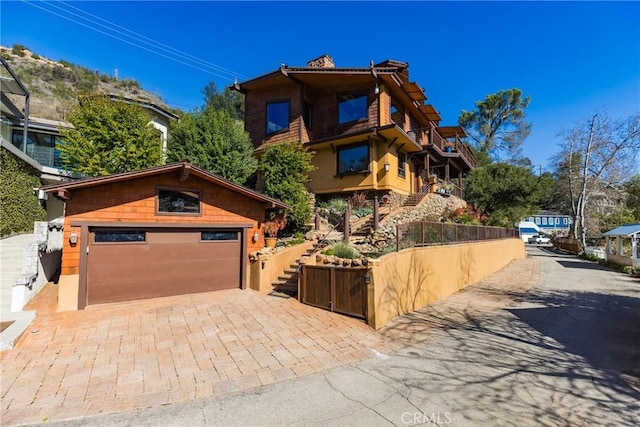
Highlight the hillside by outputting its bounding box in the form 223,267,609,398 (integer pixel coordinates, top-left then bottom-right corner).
1,44,173,122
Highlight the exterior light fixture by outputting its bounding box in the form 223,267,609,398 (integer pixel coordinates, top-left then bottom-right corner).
374,83,380,95
252,230,260,243
384,162,390,172
69,231,79,245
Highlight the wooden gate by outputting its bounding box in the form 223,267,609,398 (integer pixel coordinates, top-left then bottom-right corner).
299,265,368,320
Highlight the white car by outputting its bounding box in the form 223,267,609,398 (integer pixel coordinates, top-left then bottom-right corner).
528,235,551,244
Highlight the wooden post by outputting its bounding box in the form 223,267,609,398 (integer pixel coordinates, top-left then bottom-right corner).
373,196,379,231
343,201,351,241
315,213,320,231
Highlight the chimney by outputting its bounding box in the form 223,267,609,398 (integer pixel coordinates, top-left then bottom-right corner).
306,54,335,68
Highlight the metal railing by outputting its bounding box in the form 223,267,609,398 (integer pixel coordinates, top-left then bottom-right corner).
396,221,519,251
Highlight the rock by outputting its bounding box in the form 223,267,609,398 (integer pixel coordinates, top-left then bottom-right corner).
316,254,324,262
351,259,362,267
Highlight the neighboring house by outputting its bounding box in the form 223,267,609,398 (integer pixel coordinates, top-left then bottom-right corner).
591,188,625,215
516,221,540,242
42,161,288,311
602,223,640,267
521,211,572,236
233,54,476,203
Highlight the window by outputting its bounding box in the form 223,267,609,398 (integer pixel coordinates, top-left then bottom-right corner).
303,103,312,131
158,189,200,214
555,218,560,225
535,217,540,225
95,230,146,243
390,100,404,128
338,94,367,124
542,218,547,225
337,143,369,174
397,152,406,178
563,218,568,224
266,101,289,134
201,231,238,241
12,130,63,169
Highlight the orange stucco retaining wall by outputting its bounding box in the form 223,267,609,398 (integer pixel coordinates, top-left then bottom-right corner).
368,238,525,329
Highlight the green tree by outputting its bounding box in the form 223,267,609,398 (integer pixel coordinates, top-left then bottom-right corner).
58,95,162,177
202,81,244,121
459,88,531,164
622,174,640,221
167,107,256,185
464,162,550,227
258,141,315,229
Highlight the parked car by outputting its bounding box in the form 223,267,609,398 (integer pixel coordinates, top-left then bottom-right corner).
528,235,551,244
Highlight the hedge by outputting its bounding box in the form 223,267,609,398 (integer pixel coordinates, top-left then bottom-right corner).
0,148,46,237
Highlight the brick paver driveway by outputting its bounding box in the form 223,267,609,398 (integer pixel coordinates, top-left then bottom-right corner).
1,287,398,425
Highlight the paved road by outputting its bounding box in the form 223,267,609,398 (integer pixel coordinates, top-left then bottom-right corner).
52,247,640,426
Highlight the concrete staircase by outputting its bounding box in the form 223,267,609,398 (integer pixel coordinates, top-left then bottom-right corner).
271,240,330,296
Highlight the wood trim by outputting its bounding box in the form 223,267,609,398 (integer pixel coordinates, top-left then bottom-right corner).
240,228,248,290
78,224,89,310
70,220,254,229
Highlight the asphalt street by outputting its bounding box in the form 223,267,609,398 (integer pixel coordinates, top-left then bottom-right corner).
50,247,640,426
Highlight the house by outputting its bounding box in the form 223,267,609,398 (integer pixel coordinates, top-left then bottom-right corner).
521,210,572,236
232,54,476,204
42,161,288,311
602,223,640,267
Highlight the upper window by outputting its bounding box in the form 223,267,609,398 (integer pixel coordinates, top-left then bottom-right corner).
266,101,289,134
390,100,404,128
338,94,367,124
12,130,63,169
337,143,369,175
535,217,541,225
397,152,406,178
158,189,200,214
303,103,312,131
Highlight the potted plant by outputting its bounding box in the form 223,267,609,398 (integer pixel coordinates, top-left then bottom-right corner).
437,181,454,196
263,213,287,248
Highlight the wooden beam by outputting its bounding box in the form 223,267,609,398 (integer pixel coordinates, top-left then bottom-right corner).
56,189,71,200
387,137,398,149
178,164,191,182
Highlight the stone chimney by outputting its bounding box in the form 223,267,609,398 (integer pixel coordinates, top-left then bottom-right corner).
306,54,335,68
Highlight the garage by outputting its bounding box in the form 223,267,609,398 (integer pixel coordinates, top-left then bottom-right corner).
87,228,242,305
43,161,289,311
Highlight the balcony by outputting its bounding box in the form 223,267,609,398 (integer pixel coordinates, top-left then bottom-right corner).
427,127,477,169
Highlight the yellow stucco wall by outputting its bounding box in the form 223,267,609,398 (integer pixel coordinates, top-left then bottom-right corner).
249,241,315,292
308,140,414,195
368,239,525,329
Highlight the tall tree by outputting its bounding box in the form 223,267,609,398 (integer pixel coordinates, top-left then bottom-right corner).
58,95,162,177
459,88,531,164
623,174,640,220
557,112,640,247
167,106,256,185
258,141,315,229
202,81,244,121
463,162,551,227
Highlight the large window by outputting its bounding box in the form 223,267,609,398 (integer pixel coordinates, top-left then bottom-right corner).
338,94,367,124
337,143,369,174
12,130,63,169
397,152,406,178
266,101,289,134
157,189,201,214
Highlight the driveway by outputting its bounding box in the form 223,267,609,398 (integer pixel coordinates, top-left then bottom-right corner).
39,246,640,427
3,247,639,426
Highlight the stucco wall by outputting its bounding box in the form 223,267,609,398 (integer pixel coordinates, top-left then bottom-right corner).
369,239,525,329
249,241,314,292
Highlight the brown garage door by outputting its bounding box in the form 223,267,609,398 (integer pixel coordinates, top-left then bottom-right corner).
87,228,241,305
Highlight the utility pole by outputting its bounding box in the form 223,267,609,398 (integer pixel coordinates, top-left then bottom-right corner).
114,68,118,80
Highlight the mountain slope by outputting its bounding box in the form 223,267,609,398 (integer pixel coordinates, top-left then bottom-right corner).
1,44,173,122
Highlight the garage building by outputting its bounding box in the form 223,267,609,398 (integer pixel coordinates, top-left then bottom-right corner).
43,161,288,310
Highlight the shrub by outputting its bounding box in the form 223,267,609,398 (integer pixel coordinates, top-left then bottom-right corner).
353,206,373,217
31,53,40,60
329,241,361,259
320,197,348,214
0,149,46,236
12,44,27,57
349,192,369,209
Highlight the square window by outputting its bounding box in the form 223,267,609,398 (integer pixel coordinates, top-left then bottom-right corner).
158,189,200,214
266,101,289,134
337,143,369,174
338,94,367,124
397,152,406,178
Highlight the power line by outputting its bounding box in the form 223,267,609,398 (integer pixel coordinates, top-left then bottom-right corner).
21,0,246,83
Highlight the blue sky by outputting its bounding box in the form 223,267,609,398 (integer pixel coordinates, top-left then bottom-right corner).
2,1,639,171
